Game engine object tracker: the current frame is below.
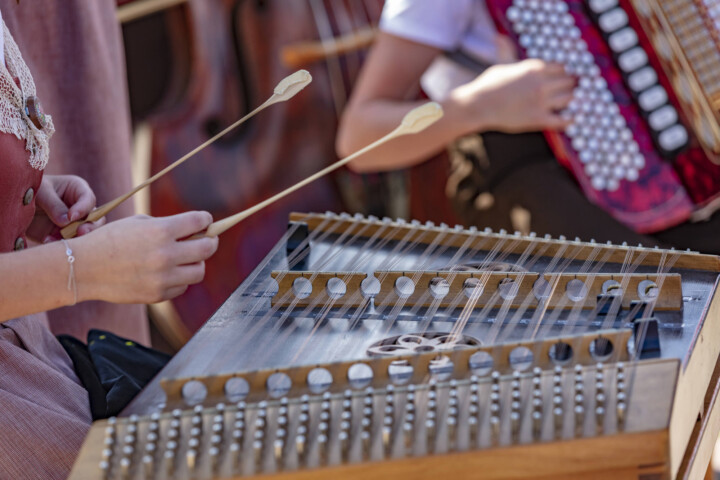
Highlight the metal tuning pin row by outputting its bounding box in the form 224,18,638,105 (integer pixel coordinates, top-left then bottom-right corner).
361,387,375,460
447,381,459,451
338,391,352,462
616,363,627,428
510,372,522,443
426,382,439,452
532,367,543,439
574,364,586,437
489,371,502,445
295,396,310,463
318,393,332,465
253,401,268,473
96,361,638,479
468,377,481,447
595,364,606,432
274,398,289,469
553,366,564,439
403,385,417,454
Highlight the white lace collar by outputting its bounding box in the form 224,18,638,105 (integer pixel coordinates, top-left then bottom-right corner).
0,18,54,170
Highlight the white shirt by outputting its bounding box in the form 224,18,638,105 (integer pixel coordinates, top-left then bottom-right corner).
380,0,499,100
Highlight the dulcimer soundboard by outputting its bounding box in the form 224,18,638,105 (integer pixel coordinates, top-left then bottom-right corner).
71,212,720,479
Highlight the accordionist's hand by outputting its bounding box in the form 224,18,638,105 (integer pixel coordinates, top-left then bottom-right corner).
452,58,576,133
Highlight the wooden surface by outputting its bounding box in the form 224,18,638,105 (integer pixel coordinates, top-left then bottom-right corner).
670,279,720,477
69,427,670,480
290,213,720,272
270,270,683,310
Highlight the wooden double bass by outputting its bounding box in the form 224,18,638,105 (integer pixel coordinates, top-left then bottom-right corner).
128,0,384,340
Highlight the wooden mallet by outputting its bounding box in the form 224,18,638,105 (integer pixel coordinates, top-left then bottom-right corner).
61,70,313,239
201,101,444,238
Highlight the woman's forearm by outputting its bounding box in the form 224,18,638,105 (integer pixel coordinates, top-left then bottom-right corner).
337,93,483,172
0,240,76,321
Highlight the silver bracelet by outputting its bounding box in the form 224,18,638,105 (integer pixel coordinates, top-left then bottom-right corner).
60,239,77,305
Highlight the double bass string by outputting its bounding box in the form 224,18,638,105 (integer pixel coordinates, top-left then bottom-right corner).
308,0,349,117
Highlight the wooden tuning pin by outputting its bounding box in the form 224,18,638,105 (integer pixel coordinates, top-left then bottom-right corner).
552,366,564,439
573,364,586,437
531,367,544,440
489,372,501,446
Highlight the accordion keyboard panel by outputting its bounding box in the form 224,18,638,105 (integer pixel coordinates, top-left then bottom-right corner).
486,0,720,231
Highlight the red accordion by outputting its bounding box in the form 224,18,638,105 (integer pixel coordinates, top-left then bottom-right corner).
486,0,720,233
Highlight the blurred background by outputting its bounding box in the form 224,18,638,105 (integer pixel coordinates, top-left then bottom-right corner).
118,0,457,348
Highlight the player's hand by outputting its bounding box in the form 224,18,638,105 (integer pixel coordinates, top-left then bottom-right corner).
71,212,219,304
453,59,576,133
28,174,104,242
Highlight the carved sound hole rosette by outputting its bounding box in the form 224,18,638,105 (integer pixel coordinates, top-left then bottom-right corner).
366,332,481,357
448,261,528,273
368,333,481,383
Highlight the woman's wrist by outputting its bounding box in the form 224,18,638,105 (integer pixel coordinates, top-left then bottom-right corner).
67,234,98,303
444,85,492,135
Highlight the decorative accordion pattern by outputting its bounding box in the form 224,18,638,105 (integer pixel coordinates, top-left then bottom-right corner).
69,212,720,479
486,0,720,233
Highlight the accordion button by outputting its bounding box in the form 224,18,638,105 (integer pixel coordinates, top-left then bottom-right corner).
628,67,658,92
618,47,648,73
598,8,628,33
638,85,668,112
588,0,618,14
658,125,689,152
608,27,638,53
648,105,678,131
591,176,607,191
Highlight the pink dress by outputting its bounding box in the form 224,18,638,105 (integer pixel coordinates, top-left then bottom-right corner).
0,23,91,480
2,0,149,344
